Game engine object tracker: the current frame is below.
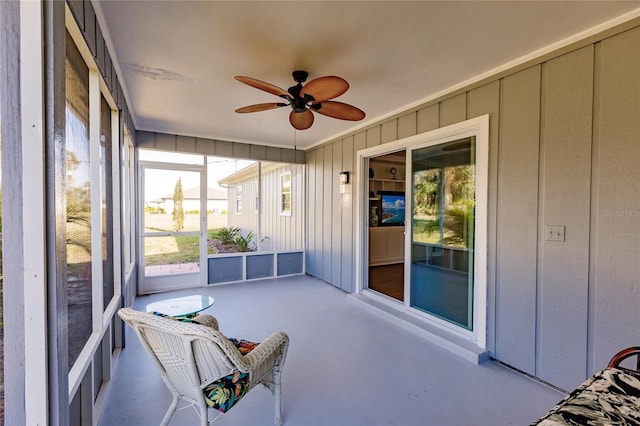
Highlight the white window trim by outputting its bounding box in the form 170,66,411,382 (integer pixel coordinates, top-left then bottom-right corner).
65,4,122,399
236,185,243,215
280,170,292,216
21,2,48,424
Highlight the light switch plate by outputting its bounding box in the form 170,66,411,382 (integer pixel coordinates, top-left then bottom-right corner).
545,225,565,242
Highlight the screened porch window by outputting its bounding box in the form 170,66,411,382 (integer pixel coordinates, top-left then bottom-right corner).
281,171,291,215
236,185,242,214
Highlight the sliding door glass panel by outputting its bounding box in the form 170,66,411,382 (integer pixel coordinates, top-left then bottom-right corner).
410,137,475,330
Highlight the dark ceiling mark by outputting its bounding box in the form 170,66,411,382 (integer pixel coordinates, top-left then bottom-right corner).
125,63,189,82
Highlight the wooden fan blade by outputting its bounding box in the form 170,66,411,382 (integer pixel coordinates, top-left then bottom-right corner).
300,76,349,102
289,109,314,130
312,101,365,121
235,76,291,99
235,103,287,113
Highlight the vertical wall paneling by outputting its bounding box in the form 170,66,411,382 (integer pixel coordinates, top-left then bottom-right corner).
590,26,640,372
295,164,304,251
95,24,105,77
154,133,176,151
68,0,84,31
366,126,381,148
354,131,367,153
136,132,156,148
495,65,541,374
341,136,355,292
250,144,266,161
83,1,96,58
332,141,343,286
306,150,317,276
214,140,233,157
322,145,333,282
440,93,467,126
467,80,501,353
315,148,325,278
381,119,398,143
417,104,439,133
105,53,112,91
195,138,216,155
176,135,196,153
110,63,117,100
398,112,417,139
233,142,251,159
537,46,593,390
266,146,281,162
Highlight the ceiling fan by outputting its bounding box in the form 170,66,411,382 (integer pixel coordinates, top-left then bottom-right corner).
234,70,365,130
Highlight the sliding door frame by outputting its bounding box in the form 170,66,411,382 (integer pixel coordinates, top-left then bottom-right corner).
355,115,489,348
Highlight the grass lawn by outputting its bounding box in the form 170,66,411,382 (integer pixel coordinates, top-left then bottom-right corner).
143,213,227,266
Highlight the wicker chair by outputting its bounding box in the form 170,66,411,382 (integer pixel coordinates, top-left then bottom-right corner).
117,307,289,426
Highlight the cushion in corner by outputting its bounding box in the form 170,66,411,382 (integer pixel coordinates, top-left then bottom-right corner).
149,311,200,323
203,337,259,413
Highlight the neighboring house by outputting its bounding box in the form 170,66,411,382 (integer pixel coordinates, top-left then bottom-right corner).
158,186,228,213
2,1,639,425
218,162,304,252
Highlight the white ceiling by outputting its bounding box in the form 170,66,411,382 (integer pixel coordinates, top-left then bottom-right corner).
95,1,639,150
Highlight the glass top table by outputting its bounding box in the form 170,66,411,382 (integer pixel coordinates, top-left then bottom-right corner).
146,295,215,317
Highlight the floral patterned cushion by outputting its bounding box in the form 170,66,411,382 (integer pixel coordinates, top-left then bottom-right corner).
203,338,259,413
532,367,640,425
149,311,200,323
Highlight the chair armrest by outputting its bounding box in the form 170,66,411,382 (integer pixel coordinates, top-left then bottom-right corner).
608,346,640,371
243,331,289,368
192,314,219,330
238,331,289,386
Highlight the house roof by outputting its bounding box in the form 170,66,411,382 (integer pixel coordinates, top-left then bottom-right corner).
95,1,639,149
218,162,287,185
160,187,227,201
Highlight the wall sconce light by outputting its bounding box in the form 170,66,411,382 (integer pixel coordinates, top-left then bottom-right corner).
339,171,350,194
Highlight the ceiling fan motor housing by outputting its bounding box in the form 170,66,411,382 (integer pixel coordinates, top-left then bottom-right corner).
288,71,312,113
292,70,308,83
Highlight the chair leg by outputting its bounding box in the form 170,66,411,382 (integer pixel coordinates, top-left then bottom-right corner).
200,406,208,426
274,372,283,426
160,396,180,426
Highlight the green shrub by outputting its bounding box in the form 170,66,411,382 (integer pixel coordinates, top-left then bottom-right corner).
214,226,240,245
235,231,255,252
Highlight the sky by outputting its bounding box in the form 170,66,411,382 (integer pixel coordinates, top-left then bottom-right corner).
140,150,254,201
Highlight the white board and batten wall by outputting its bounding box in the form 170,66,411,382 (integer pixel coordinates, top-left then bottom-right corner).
224,163,305,252
305,20,640,391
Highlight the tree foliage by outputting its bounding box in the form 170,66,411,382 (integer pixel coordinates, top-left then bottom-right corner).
172,177,184,231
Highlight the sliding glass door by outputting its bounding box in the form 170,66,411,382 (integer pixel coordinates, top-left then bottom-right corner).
358,116,488,346
409,137,476,330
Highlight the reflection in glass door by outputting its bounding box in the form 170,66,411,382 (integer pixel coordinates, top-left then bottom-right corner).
141,166,204,293
409,137,476,330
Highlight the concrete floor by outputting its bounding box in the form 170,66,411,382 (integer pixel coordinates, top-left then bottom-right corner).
99,275,563,426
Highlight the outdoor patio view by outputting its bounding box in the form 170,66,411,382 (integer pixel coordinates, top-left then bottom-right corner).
410,136,477,330
141,150,304,280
